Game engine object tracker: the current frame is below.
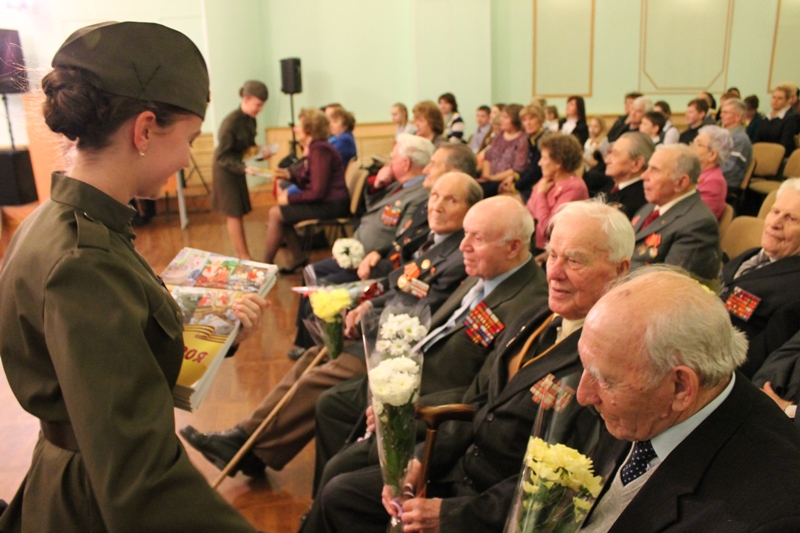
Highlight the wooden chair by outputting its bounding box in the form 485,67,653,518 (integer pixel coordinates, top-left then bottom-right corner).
721,216,764,261
718,203,734,238
295,159,369,257
781,149,800,179
757,189,778,219
731,156,756,208
414,404,476,497
748,142,787,196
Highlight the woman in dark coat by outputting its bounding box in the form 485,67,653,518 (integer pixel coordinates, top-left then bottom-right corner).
211,80,269,260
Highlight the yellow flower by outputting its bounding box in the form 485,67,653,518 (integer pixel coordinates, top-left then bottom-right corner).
309,288,352,322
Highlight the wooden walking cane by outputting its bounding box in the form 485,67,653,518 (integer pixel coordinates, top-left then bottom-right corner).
211,346,330,489
414,404,476,498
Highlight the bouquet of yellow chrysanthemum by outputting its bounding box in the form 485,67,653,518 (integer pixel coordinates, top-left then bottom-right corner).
308,288,351,359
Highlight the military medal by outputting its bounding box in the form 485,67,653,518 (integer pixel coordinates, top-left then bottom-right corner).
530,373,575,413
637,244,647,256
632,215,641,226
649,247,658,258
406,278,430,298
645,233,661,248
725,287,761,321
397,275,408,289
420,259,431,270
403,261,421,280
403,219,412,230
381,204,402,226
464,302,505,347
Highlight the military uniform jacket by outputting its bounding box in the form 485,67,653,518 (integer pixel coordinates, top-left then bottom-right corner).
720,249,800,377
374,199,430,266
630,192,721,282
433,304,592,533
368,230,466,315
0,174,255,533
593,375,800,532
212,107,255,179
353,178,429,253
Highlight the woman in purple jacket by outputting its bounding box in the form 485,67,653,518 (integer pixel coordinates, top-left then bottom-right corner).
265,108,350,271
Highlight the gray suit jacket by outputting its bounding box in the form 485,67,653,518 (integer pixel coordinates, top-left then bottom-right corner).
630,192,721,282
353,178,429,252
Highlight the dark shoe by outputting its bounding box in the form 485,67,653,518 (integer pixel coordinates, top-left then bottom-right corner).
279,258,309,274
287,346,306,361
178,425,266,477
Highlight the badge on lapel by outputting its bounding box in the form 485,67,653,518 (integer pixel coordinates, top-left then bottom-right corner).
403,277,430,298
464,301,505,347
632,215,641,227
724,287,761,321
530,373,575,412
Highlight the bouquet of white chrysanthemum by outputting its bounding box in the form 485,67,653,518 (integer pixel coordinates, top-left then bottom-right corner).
361,300,431,506
504,370,609,533
331,238,365,269
307,288,352,359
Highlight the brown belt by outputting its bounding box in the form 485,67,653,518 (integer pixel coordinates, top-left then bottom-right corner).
40,420,80,452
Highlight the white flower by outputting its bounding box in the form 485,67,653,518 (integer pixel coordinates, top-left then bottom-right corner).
332,238,365,269
368,356,421,406
378,314,429,347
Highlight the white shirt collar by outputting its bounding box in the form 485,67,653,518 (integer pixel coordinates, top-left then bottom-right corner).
656,189,696,216
771,106,791,120
617,176,642,190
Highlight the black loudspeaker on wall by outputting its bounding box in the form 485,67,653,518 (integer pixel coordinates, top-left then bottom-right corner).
280,58,302,95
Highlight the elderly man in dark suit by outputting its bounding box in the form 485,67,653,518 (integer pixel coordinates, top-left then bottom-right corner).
578,269,800,532
179,172,482,477
601,132,654,219
310,201,635,533
754,329,800,429
720,178,800,377
630,144,721,284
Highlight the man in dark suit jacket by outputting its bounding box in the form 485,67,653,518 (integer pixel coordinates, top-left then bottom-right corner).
178,172,479,477
754,85,800,155
719,178,800,377
577,269,800,533
678,98,709,145
600,132,654,219
310,200,636,533
607,92,642,143
753,329,800,429
630,144,721,284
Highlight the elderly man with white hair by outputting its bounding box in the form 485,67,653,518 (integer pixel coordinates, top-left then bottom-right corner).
720,177,800,377
690,125,732,219
627,96,654,133
719,97,754,193
313,200,634,533
630,144,721,284
578,268,800,532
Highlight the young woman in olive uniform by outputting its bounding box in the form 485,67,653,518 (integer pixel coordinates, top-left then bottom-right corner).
0,22,266,533
211,80,269,260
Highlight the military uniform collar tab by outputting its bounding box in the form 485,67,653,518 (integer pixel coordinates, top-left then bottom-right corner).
50,172,137,235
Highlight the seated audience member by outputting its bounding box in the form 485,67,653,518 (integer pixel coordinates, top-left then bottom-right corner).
678,98,709,145
583,116,610,172
179,173,481,478
630,144,721,284
413,100,447,148
638,110,666,146
543,105,560,133
499,103,549,203
477,106,503,156
607,91,643,142
697,90,718,125
714,90,737,122
627,96,653,133
753,329,800,428
309,201,634,533
601,132,655,219
754,83,800,155
559,95,589,146
690,125,731,220
391,102,416,139
467,105,491,153
439,92,465,143
720,178,800,377
727,86,741,99
654,101,680,144
527,133,589,252
490,103,505,121
719,97,754,194
309,197,548,501
744,94,764,141
480,104,529,197
266,108,350,269
328,107,357,165
578,269,800,533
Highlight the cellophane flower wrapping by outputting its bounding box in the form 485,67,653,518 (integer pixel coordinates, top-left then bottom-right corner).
504,370,609,533
307,288,351,359
361,299,431,499
331,238,365,269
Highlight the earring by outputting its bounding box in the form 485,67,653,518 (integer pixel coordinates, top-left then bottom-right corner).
139,151,145,157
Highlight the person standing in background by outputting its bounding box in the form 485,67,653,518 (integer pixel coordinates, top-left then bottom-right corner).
211,80,270,260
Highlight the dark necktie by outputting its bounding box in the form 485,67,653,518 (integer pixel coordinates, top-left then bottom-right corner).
415,233,436,258
639,209,660,230
610,185,619,194
620,440,657,485
532,316,562,357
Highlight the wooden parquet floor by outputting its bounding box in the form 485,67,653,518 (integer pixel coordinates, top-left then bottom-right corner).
0,191,326,533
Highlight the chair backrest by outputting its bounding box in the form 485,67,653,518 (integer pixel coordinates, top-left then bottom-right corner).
781,149,800,179
721,216,764,260
739,156,756,191
348,166,369,215
344,158,362,193
752,142,786,178
718,203,734,237
757,189,778,218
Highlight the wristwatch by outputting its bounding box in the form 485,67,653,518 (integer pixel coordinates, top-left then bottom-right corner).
786,404,797,419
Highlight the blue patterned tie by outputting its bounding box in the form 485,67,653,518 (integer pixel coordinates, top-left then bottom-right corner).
620,440,657,485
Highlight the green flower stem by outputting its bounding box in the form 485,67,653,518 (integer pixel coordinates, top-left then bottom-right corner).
324,317,344,360
376,399,418,497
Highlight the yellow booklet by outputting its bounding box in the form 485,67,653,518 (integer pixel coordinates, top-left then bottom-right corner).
162,248,277,411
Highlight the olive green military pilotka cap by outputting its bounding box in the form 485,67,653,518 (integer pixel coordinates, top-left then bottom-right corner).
51,21,210,119
242,80,268,101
